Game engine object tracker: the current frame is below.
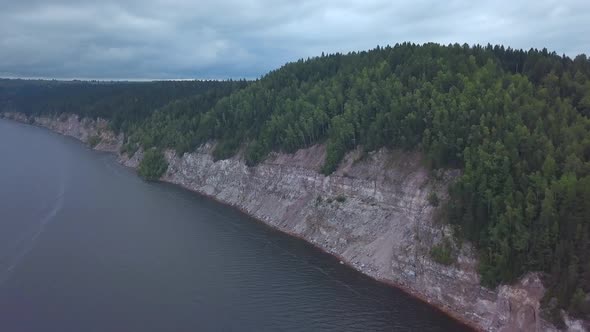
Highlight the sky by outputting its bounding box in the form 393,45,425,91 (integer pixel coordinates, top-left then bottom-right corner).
0,0,588,80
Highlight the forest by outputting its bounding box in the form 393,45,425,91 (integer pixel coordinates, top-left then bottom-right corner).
1,42,589,323
0,79,248,133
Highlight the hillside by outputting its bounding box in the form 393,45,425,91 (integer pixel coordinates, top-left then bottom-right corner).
1,42,590,324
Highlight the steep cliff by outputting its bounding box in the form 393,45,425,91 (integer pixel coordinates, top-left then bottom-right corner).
2,112,586,332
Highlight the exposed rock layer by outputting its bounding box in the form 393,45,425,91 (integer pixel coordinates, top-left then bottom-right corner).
2,112,585,332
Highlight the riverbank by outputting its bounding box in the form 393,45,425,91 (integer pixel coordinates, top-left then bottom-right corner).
2,112,583,332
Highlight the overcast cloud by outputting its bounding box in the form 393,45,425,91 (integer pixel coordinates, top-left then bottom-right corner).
0,0,588,79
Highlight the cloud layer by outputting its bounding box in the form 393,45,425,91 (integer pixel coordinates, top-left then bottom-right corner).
1,0,588,79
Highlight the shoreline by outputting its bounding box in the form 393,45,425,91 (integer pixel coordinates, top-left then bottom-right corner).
3,113,574,332
2,116,478,330
157,178,478,332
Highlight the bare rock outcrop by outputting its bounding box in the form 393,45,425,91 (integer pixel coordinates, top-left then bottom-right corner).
1,113,123,152
159,143,551,331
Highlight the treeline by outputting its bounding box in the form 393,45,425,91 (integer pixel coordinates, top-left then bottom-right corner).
1,42,589,322
0,79,248,132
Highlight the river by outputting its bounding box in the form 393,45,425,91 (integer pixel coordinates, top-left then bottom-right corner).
0,119,468,331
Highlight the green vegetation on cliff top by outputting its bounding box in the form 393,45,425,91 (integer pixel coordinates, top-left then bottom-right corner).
2,42,589,320
137,149,168,181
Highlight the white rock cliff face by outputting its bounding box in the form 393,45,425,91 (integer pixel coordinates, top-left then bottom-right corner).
3,112,585,332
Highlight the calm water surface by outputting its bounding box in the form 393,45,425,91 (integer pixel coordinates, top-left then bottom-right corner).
0,119,469,331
